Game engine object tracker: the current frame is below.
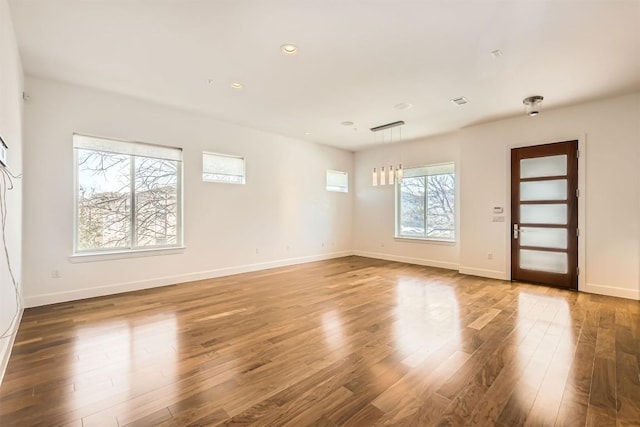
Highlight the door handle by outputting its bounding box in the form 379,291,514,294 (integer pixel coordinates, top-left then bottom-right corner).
513,224,519,240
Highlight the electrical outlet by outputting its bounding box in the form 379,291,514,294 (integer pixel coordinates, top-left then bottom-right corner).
255,248,259,254
51,270,61,278
487,253,493,260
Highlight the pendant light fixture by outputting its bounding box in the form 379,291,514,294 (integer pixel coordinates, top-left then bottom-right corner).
371,120,405,187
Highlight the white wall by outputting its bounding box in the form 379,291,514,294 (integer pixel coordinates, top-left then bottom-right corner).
459,93,640,299
0,0,24,383
22,77,353,307
354,92,640,300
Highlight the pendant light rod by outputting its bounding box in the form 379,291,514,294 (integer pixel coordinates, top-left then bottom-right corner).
370,120,405,132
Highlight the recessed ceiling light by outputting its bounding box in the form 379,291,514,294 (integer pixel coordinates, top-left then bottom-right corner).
451,97,469,106
230,82,244,89
281,44,298,55
304,132,311,136
341,121,354,126
491,49,503,58
394,102,413,110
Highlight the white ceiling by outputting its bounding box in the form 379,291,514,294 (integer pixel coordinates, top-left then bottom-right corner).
8,0,640,151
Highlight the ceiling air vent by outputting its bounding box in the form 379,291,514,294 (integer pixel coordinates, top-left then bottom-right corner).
451,97,469,106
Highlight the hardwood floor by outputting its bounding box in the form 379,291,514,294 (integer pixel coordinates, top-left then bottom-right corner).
1,256,639,426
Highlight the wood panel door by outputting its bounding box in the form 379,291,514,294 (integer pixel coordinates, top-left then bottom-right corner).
511,141,578,290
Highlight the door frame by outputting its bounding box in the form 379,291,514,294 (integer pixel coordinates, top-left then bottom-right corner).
504,135,586,292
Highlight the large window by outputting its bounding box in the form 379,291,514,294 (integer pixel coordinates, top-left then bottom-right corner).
396,163,455,241
74,134,183,253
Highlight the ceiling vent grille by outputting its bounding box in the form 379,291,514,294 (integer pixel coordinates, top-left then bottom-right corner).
451,97,469,106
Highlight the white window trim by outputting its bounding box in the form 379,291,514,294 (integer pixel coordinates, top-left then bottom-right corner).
73,134,184,257
393,236,457,245
69,246,186,263
394,162,456,242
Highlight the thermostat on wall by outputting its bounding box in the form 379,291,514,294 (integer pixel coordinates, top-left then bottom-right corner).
493,206,503,214
0,135,7,167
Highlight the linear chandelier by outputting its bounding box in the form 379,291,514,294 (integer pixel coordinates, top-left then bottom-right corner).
371,120,404,187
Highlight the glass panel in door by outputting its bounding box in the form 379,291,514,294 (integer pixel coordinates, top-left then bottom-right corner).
520,179,567,201
519,227,567,249
520,155,567,178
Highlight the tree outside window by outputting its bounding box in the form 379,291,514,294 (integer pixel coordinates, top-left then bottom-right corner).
74,135,182,253
397,163,455,240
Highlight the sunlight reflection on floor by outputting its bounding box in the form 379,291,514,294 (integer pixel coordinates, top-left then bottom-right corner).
394,278,461,360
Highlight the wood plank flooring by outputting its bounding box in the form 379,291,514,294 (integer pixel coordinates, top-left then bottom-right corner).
1,256,639,426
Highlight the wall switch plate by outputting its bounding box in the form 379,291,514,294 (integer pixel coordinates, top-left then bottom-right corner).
492,216,505,222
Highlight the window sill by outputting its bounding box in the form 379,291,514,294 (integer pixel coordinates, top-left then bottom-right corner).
394,236,457,245
69,246,186,263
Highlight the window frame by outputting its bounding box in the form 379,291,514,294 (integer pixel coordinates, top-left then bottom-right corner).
72,134,184,256
202,151,246,185
394,162,456,242
326,169,349,193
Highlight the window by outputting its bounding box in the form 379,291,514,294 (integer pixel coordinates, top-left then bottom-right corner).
326,170,348,192
73,134,182,253
396,163,455,241
202,152,245,184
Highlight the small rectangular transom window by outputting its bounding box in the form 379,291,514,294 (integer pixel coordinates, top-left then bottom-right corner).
326,170,348,192
202,152,245,184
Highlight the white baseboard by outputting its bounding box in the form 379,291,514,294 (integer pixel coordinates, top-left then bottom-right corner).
24,251,640,309
24,251,354,308
0,308,23,386
582,282,640,301
353,250,459,271
458,266,509,281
